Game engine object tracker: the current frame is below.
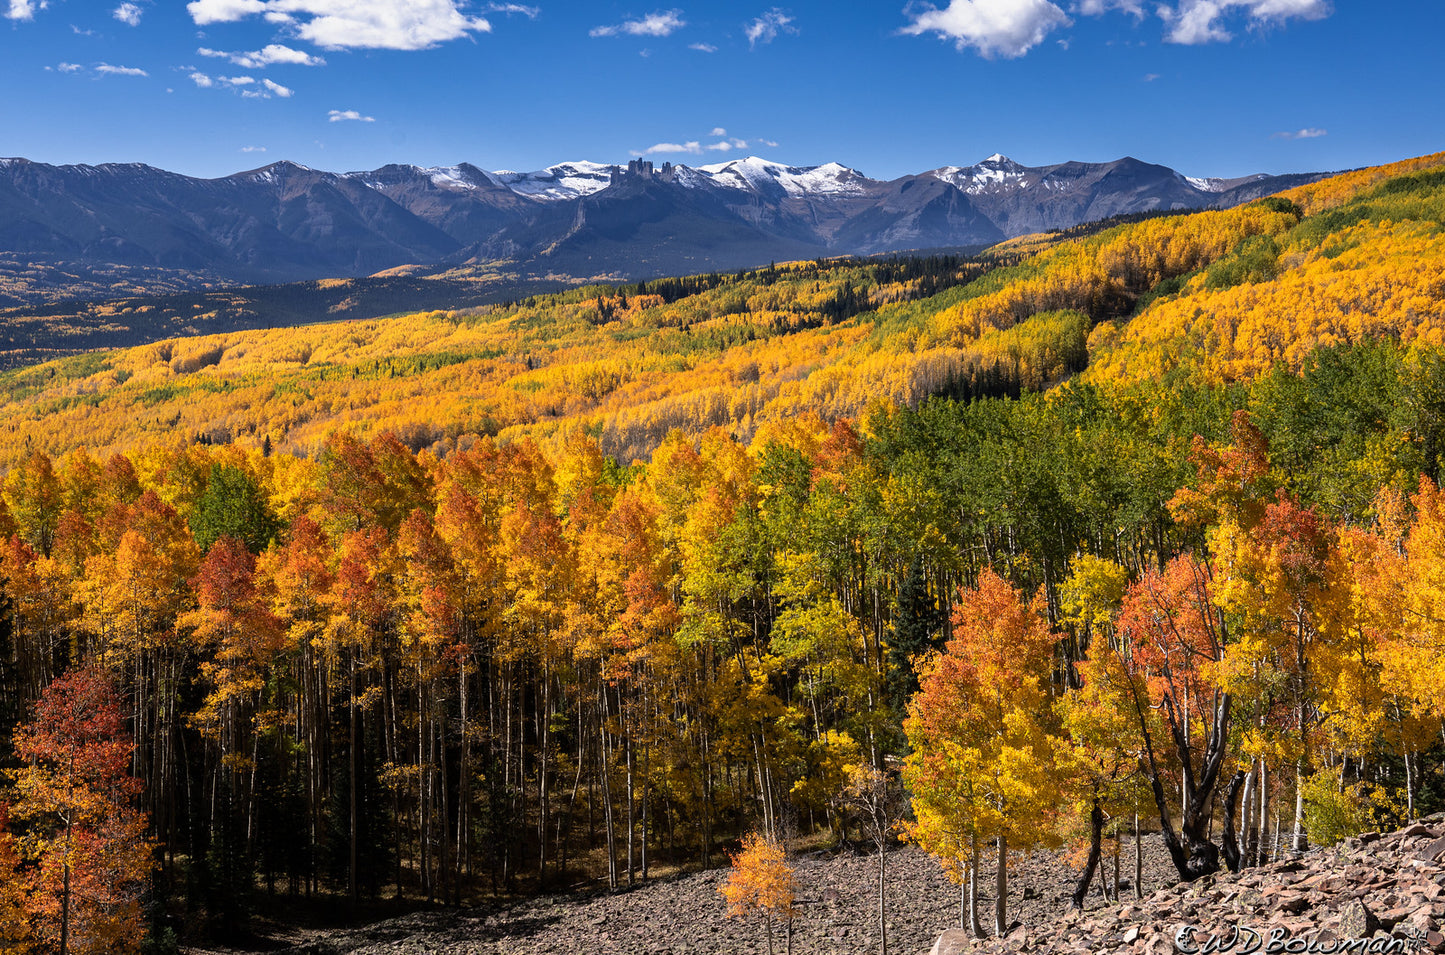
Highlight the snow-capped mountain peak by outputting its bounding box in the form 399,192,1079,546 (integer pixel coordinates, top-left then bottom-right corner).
424,164,497,190
491,161,615,201
696,156,868,197
930,155,1033,195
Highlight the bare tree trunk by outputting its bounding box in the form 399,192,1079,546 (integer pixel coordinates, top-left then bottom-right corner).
995,833,1008,937
1238,765,1255,870
1292,755,1308,852
1134,812,1142,900
1222,771,1246,872
968,833,984,938
600,685,617,890
626,734,636,887
1112,834,1121,902
878,842,887,955
349,649,359,903
1071,798,1103,909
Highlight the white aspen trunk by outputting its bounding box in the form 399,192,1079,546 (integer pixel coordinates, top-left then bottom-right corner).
995,833,1008,937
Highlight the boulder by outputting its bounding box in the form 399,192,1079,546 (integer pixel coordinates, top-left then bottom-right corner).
931,928,976,955
1420,837,1445,864
1339,899,1382,938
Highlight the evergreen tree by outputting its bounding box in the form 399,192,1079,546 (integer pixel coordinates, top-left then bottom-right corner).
887,555,942,717
189,464,279,555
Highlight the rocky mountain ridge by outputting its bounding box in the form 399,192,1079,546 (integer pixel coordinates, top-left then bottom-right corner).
0,153,1327,297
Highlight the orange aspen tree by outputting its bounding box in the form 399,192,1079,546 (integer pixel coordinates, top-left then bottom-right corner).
904,569,1062,937
720,831,797,955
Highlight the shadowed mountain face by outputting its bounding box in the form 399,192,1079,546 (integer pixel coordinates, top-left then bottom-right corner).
0,154,1326,292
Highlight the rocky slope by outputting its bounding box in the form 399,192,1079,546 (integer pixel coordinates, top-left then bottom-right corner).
185,839,1177,955
932,817,1445,955
185,818,1445,955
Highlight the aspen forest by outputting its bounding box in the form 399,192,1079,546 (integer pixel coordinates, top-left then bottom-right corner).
2,153,1445,950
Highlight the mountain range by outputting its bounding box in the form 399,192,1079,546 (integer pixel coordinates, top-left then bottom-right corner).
0,153,1327,293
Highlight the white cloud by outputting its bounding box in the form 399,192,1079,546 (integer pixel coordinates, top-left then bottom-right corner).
590,9,685,37
1158,0,1330,45
902,0,1070,58
689,41,716,51
329,108,375,122
189,69,291,97
640,134,758,155
643,141,703,154
113,2,142,25
187,0,492,50
242,145,267,152
200,43,325,67
745,8,795,47
1074,0,1142,15
1272,127,1327,140
485,2,538,16
57,62,83,73
1159,0,1229,42
6,0,41,20
96,63,149,76
757,138,779,147
186,0,265,25
1143,71,1160,80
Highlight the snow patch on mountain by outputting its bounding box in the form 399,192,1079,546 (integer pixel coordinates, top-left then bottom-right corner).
696,156,868,197
930,155,1034,195
426,165,487,190
492,161,615,201
1183,175,1228,193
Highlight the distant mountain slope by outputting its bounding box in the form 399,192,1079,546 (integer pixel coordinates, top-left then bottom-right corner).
0,153,1325,301
0,151,1437,467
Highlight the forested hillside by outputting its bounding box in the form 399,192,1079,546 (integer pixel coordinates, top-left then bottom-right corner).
2,153,1445,951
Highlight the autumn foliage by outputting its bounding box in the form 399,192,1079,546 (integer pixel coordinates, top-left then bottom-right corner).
0,152,1443,945
6,668,152,954
720,832,796,955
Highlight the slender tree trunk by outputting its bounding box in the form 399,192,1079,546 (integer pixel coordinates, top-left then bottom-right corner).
1134,812,1142,900
1222,771,1246,872
1292,754,1308,852
878,842,887,955
641,742,650,881
600,684,617,889
968,833,984,938
349,649,359,904
1112,834,1121,902
1238,766,1255,871
626,733,635,887
1071,797,1103,909
995,833,1008,937
60,818,72,955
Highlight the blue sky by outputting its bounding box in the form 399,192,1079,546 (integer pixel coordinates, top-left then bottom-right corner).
2,0,1441,181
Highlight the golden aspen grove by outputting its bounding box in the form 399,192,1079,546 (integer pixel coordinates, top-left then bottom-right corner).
4,152,1445,948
